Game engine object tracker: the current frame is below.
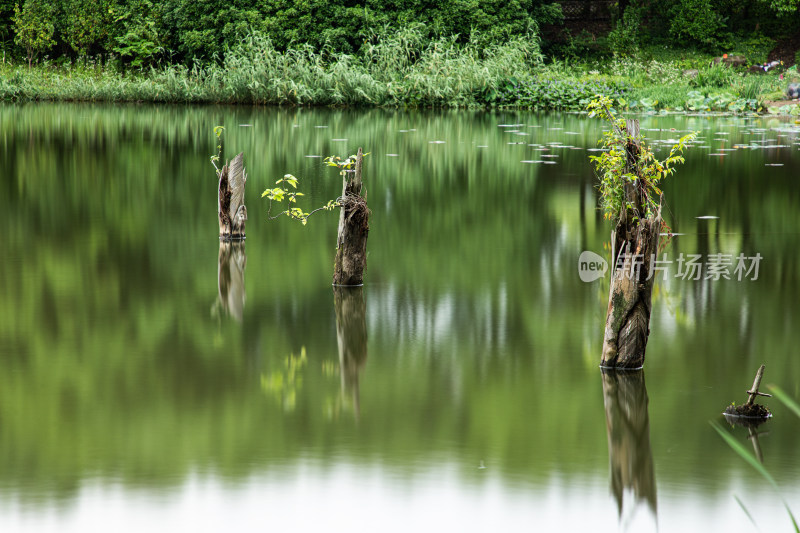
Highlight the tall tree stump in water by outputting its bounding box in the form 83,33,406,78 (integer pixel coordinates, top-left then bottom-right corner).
333,148,370,286
601,120,661,369
218,152,247,240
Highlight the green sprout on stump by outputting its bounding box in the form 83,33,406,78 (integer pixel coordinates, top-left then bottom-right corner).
262,152,369,225
587,95,697,225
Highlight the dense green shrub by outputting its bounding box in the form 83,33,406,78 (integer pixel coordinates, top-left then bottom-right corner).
668,0,729,50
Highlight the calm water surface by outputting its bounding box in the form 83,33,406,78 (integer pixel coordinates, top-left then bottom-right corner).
1,104,799,532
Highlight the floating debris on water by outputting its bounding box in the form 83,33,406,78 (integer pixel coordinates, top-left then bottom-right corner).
239,124,252,127
386,154,399,157
697,215,720,219
765,163,784,166
521,160,544,164
315,126,328,128
304,155,321,158
429,140,446,144
331,139,348,142
498,124,524,127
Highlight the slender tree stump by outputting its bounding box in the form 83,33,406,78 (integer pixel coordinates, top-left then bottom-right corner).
219,152,247,240
334,286,368,417
602,369,657,519
601,120,661,369
333,148,370,286
724,364,772,419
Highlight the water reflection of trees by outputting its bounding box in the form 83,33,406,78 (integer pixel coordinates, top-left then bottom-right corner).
1,105,799,503
601,369,657,525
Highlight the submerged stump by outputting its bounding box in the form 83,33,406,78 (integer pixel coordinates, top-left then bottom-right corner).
219,152,247,240
724,364,772,419
333,148,370,286
601,120,660,369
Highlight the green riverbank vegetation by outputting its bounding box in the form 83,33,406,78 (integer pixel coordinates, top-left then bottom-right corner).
1,0,800,113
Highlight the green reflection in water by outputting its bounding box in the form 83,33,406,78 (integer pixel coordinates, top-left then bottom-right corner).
0,104,799,516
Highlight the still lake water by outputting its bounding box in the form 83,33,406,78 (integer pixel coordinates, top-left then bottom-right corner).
1,103,799,532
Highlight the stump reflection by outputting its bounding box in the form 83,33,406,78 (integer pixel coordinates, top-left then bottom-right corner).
217,241,246,322
602,369,657,523
333,286,368,417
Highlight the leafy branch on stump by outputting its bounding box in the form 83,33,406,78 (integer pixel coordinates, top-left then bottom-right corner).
261,149,371,286
588,95,697,369
261,152,369,225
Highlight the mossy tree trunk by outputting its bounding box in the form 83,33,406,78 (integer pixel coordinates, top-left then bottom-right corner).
333,148,370,286
601,120,661,369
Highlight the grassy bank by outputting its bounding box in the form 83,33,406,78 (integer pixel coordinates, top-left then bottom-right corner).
1,30,799,114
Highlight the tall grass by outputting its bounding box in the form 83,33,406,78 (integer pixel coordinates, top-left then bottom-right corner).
0,31,793,112
0,25,542,107
1,27,542,107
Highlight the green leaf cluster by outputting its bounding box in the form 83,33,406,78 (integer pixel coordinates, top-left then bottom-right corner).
587,94,697,223
12,0,55,68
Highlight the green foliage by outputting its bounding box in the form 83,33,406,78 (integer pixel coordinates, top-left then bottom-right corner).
210,125,224,171
485,76,629,110
668,0,728,50
261,348,308,411
587,95,697,223
60,0,115,56
760,0,800,14
260,150,372,225
734,34,776,65
12,0,55,67
690,63,735,89
112,0,163,68
607,4,644,57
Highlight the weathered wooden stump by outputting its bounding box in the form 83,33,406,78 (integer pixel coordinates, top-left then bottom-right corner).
333,148,370,286
334,286,368,416
724,364,772,419
601,120,661,369
602,369,657,519
217,241,246,321
218,152,247,240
